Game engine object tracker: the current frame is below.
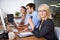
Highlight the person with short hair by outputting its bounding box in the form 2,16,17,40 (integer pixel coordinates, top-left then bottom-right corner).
22,3,39,32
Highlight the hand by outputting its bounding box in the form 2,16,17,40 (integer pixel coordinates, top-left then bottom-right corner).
16,26,21,29
22,28,28,32
17,22,20,25
22,28,30,32
22,30,26,32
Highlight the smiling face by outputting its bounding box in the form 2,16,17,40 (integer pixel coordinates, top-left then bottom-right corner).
26,6,32,14
38,7,47,18
20,7,26,14
38,4,51,20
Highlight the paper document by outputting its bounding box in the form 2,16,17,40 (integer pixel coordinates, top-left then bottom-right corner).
18,32,33,37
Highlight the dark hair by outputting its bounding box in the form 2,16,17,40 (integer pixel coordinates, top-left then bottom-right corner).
26,3,35,10
20,6,27,11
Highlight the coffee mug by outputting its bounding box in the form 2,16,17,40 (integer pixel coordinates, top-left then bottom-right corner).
8,32,15,40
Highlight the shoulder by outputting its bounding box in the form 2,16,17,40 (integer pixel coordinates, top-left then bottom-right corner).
26,13,30,17
26,13,30,16
33,11,38,17
34,11,38,14
33,11,38,14
45,19,53,23
44,19,54,26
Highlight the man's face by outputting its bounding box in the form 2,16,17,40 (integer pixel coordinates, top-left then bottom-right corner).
26,6,32,14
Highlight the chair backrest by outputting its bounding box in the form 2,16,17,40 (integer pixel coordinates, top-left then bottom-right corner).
54,27,60,40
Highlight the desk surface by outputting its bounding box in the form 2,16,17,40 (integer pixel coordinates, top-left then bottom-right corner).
7,25,46,40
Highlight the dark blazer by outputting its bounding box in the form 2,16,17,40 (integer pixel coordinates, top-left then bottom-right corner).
32,19,58,40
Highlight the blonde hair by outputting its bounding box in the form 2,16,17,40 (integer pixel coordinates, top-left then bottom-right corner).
38,4,52,20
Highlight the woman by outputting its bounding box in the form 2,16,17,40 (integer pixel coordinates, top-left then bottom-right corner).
20,6,27,25
15,6,30,28
32,4,58,40
20,6,31,25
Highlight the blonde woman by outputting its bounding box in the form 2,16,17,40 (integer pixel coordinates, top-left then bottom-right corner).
32,4,58,40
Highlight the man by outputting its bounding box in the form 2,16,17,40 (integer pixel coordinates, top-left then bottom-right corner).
23,3,39,31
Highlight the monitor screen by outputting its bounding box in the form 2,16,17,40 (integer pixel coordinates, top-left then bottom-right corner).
7,14,14,24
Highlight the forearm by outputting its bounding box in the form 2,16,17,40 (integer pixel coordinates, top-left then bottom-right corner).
22,27,28,32
28,19,34,31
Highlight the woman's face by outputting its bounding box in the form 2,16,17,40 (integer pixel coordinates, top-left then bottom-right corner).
20,7,26,14
38,8,47,18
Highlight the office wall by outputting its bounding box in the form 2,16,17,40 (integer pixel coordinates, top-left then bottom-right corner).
34,0,60,15
0,0,34,17
34,0,59,10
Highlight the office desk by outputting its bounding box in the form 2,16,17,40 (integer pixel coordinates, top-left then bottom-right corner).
7,25,46,40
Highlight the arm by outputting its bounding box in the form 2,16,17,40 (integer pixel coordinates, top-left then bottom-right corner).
22,18,34,32
25,13,35,31
32,13,39,28
28,18,34,31
22,13,34,32
28,12,39,31
33,20,54,37
22,27,28,32
38,25,53,37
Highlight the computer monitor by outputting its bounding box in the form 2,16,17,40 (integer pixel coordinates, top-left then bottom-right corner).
7,14,14,24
